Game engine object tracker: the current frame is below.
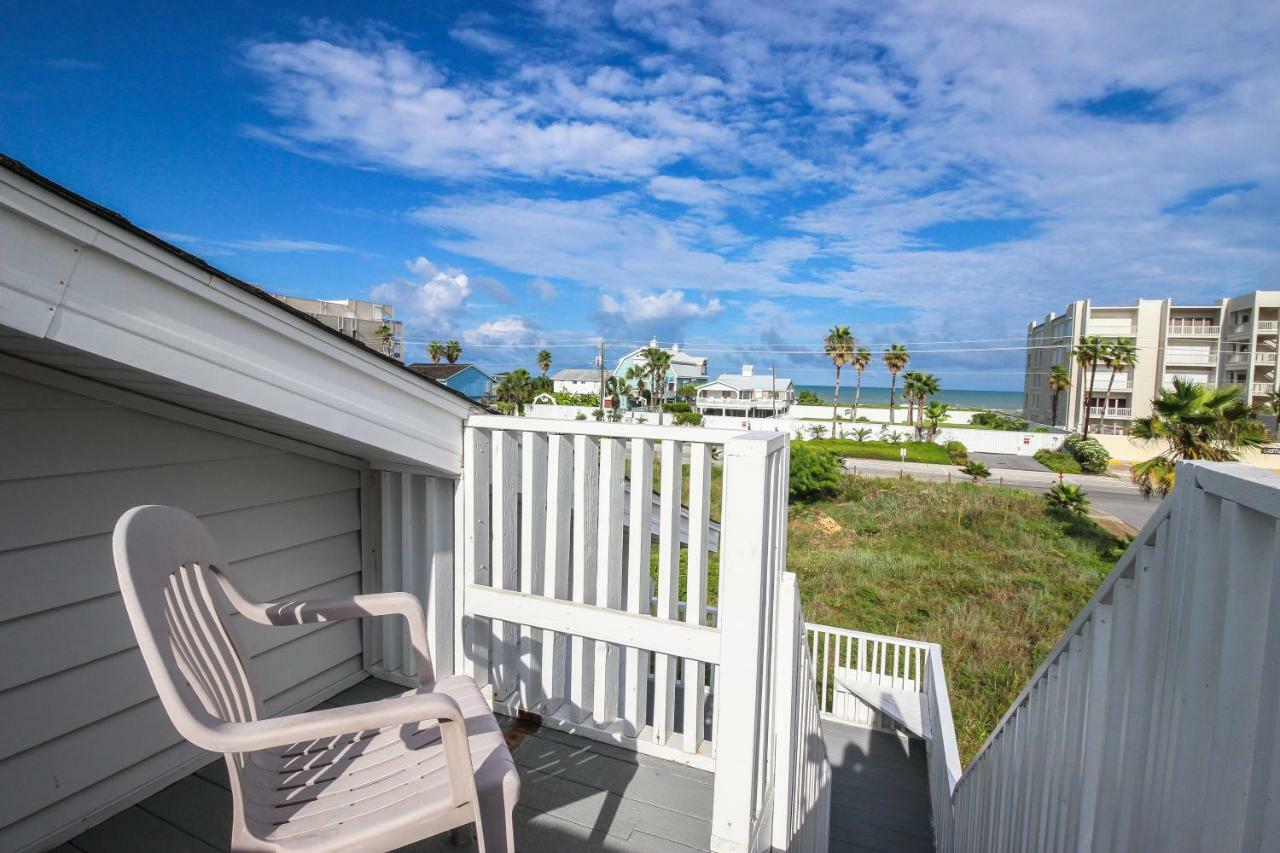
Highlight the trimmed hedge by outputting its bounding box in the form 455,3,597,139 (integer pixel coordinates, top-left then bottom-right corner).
804,438,952,465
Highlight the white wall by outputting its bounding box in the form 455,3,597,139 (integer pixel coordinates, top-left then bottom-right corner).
789,404,984,424
0,368,369,852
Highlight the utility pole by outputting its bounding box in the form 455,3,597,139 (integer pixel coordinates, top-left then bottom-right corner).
771,364,777,421
597,338,606,421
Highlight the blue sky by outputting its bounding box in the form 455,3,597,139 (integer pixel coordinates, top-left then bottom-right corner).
3,1,1277,389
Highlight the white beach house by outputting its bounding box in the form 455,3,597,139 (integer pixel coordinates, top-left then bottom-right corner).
696,365,796,418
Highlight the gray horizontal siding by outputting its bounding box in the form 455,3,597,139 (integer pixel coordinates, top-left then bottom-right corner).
0,370,367,852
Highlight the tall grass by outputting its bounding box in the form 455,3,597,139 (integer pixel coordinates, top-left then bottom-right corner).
788,475,1126,764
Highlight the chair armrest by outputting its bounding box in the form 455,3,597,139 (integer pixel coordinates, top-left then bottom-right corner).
207,691,479,807
211,567,434,684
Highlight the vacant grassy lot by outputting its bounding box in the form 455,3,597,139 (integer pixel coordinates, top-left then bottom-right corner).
805,438,952,464
789,475,1125,764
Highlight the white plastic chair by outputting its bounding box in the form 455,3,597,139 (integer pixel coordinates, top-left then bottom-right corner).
113,505,519,852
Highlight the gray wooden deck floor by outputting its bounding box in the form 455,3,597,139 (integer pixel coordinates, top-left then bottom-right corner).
61,679,933,853
822,720,934,853
62,677,715,853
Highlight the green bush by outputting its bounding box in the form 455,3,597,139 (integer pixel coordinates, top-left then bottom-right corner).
960,460,991,481
1062,434,1111,474
796,390,825,406
673,410,703,426
1033,448,1082,474
788,442,843,502
574,412,587,421
970,411,1031,431
945,440,969,465
662,401,692,413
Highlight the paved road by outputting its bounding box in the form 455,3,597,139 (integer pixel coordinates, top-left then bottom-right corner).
841,457,1158,531
969,451,1051,472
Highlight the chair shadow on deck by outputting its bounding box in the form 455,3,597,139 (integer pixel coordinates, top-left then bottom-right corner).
822,721,934,853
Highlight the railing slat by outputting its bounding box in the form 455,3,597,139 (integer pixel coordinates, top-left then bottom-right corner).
682,443,712,754
541,434,573,711
593,436,625,723
462,427,491,687
623,436,654,736
653,438,683,745
519,431,548,710
491,430,519,700
569,434,600,721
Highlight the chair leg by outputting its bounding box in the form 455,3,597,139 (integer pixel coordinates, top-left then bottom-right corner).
475,771,519,853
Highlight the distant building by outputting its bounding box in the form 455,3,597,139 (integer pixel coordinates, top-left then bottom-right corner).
695,365,795,417
612,339,709,408
551,368,603,396
274,295,404,361
406,363,496,402
1023,291,1280,433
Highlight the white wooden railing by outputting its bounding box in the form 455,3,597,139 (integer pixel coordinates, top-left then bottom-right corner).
459,416,815,851
1167,324,1221,337
806,624,929,732
774,575,831,853
935,461,1280,852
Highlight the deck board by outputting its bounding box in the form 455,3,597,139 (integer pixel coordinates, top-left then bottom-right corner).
822,720,934,853
65,677,715,852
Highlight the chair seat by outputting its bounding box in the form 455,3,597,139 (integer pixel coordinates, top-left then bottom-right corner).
238,677,517,852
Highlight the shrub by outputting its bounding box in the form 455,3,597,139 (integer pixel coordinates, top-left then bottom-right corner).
960,460,991,482
808,424,829,439
970,411,1031,431
796,389,825,406
673,410,703,426
1033,448,1081,474
1062,433,1111,474
788,442,843,502
804,438,952,465
574,412,587,421
945,440,968,465
1045,482,1090,514
662,401,692,413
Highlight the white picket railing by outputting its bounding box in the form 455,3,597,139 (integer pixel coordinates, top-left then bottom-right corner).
774,574,831,853
936,461,1280,852
460,415,812,852
806,624,929,732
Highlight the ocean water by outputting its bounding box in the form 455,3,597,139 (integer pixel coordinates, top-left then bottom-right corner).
796,384,1024,412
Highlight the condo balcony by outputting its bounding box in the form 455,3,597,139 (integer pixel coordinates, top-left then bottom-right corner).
1166,324,1221,337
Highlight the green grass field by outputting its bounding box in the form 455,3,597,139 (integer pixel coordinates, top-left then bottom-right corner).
789,476,1125,763
804,438,952,464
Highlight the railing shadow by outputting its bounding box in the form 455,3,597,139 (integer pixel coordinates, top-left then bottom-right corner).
823,722,933,853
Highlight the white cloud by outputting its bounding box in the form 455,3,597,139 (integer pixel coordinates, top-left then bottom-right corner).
242,33,712,180
462,316,542,346
598,289,723,338
155,232,362,256
647,175,727,206
371,256,471,332
530,278,558,300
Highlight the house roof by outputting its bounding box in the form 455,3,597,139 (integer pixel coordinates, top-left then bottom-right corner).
406,362,489,382
701,374,795,391
553,368,601,381
617,345,707,369
0,153,483,413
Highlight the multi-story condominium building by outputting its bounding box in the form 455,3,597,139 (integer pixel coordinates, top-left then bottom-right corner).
1023,291,1280,433
273,295,405,361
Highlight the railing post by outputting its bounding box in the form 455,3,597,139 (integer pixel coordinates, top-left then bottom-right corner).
772,573,800,850
711,432,781,853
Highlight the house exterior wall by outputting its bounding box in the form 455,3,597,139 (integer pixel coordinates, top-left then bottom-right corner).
552,377,602,395
441,365,495,401
0,366,369,852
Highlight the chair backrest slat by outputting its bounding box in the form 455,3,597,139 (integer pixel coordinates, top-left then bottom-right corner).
114,506,263,748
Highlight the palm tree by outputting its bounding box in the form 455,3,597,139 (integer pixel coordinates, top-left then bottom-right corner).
960,460,991,482
1264,391,1280,440
916,374,941,439
852,427,873,442
624,364,648,407
1130,379,1269,498
1045,482,1090,515
1100,339,1138,432
1048,364,1071,427
883,344,910,423
604,376,624,413
1073,336,1105,437
427,341,445,363
495,368,534,414
375,324,394,356
536,349,552,377
824,326,855,435
851,347,872,421
923,401,950,442
640,346,672,424
902,371,923,431
444,340,462,364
